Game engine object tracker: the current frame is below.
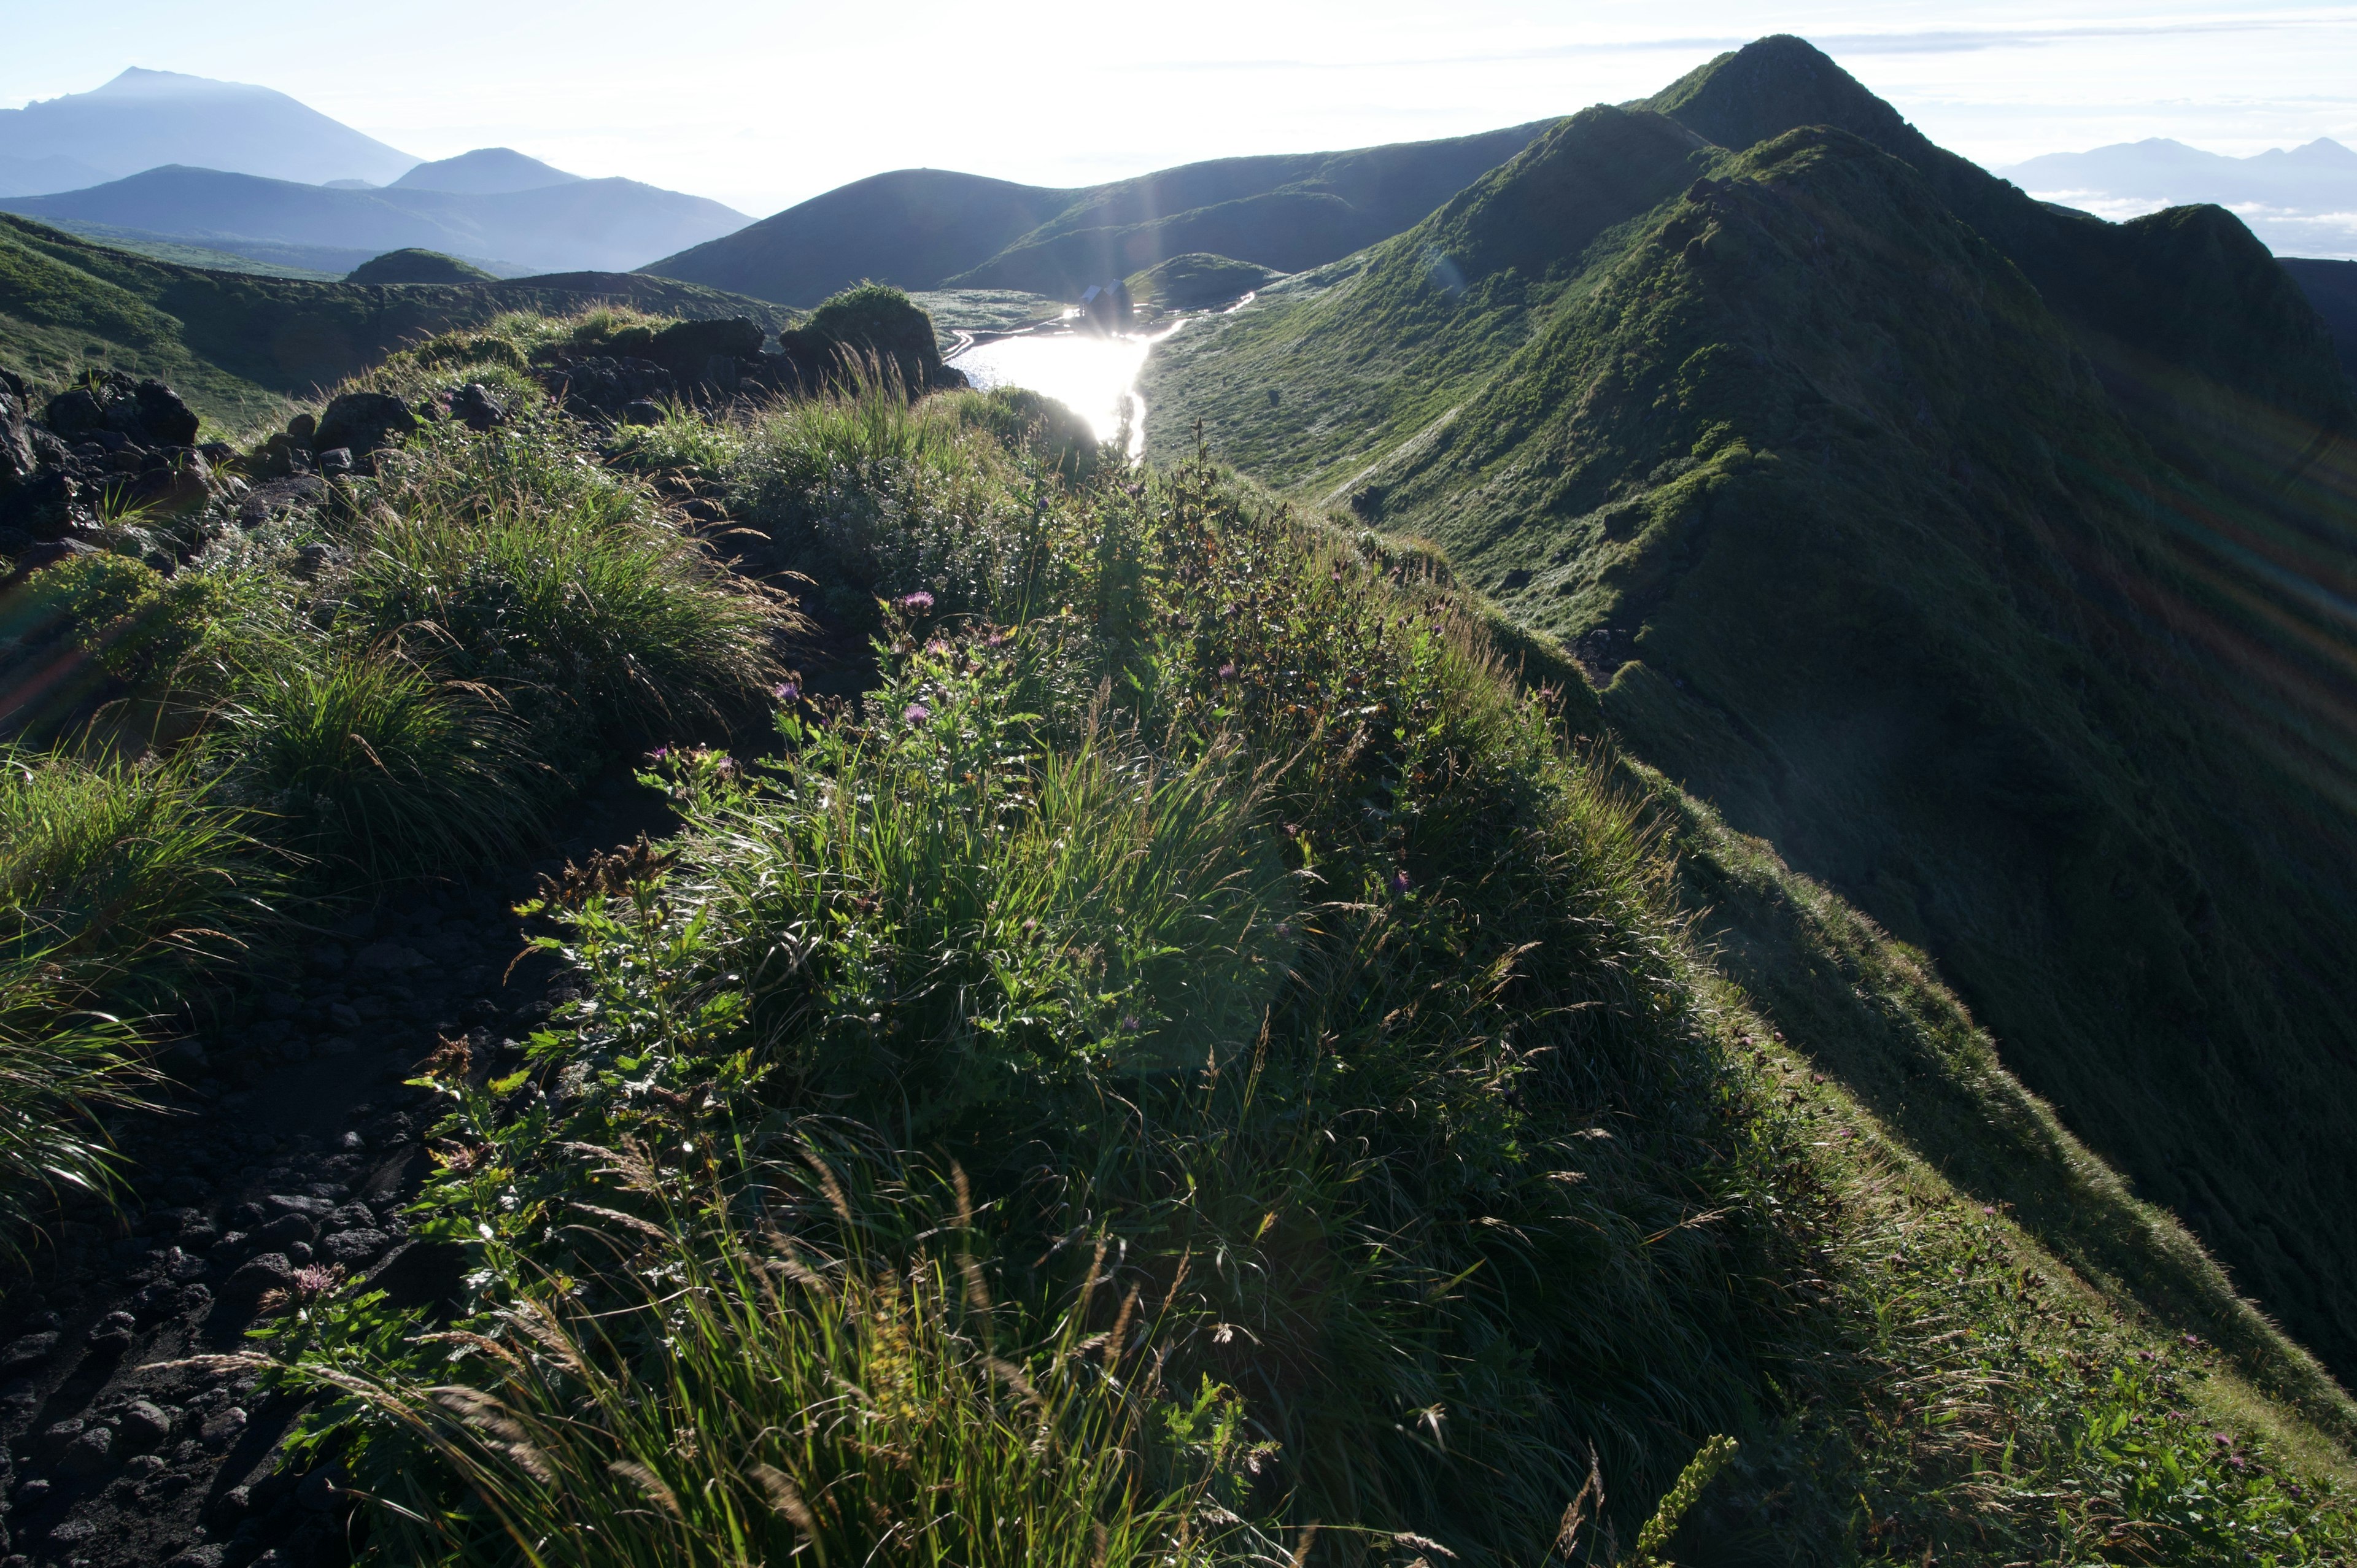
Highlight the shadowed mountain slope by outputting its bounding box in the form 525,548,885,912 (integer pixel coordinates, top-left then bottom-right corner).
0,68,417,191
644,123,1552,306
0,214,792,429
644,169,1072,309
1144,37,2357,1385
2285,257,2357,387
0,164,747,276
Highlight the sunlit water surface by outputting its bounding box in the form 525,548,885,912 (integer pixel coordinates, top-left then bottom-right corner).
948,322,1185,458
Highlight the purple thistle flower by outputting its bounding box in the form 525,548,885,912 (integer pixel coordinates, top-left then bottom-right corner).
1217,662,1237,679
773,681,800,703
1391,870,1412,893
903,702,931,724
899,590,936,612
649,747,671,762
292,1264,339,1295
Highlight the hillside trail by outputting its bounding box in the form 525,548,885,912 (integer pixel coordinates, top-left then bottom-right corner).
0,764,681,1568
0,597,877,1568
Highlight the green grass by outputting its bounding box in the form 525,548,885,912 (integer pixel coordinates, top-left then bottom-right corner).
338,412,788,753
1142,42,2357,1403
0,303,805,1240
231,409,2357,1566
0,746,258,988
0,956,156,1254
209,643,543,884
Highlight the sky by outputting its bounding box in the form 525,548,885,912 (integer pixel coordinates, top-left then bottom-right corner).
4,1,2357,218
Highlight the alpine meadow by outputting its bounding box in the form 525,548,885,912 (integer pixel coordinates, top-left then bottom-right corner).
0,25,2355,1568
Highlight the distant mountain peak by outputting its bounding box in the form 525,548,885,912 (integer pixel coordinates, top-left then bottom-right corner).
390,147,583,196
0,68,417,189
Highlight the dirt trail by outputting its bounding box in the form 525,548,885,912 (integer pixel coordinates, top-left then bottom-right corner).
0,771,671,1568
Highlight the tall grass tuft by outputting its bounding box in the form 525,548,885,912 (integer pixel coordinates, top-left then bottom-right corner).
307,1149,1270,1567
0,956,157,1254
212,644,542,882
0,746,258,987
344,419,789,748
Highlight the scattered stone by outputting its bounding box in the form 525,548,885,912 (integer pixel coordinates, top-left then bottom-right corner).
312,391,419,468
355,943,427,975
123,1453,166,1480
166,1546,225,1568
0,1333,56,1373
119,1401,172,1450
321,1229,390,1267
254,1213,318,1250
221,1253,295,1303
199,1408,247,1450
265,1194,334,1218
55,1425,113,1478
451,382,508,431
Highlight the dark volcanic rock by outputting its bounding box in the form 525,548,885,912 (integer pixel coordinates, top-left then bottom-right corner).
0,1332,57,1372
313,391,419,468
451,382,508,431
221,1251,295,1302
133,380,201,447
542,355,676,420
42,372,202,449
0,371,37,493
649,317,765,382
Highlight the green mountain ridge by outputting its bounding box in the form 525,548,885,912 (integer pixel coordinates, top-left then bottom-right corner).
1144,37,2357,1385
0,212,795,430
643,122,1552,306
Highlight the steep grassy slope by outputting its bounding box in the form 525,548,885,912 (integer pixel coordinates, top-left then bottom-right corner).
0,215,794,430
645,123,1550,306
1143,40,2357,1391
2285,256,2357,384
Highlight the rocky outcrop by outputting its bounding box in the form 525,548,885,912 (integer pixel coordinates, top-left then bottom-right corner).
0,369,233,559
312,392,420,472
530,298,967,428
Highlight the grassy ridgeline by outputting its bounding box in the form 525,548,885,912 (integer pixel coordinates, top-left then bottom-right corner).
2,307,2354,1563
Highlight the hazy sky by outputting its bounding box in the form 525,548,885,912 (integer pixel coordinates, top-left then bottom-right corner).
6,1,2356,216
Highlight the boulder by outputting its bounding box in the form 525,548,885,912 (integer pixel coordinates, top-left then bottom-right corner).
55,1423,113,1477
541,356,675,420
119,1400,172,1451
132,380,200,446
41,373,201,448
0,469,83,541
313,392,417,468
450,382,507,431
